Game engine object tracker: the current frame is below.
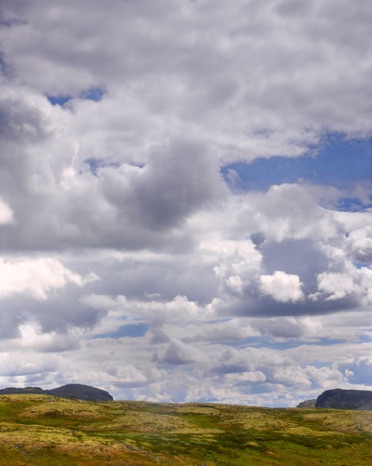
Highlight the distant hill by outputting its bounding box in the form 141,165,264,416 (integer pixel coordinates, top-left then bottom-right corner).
0,384,113,402
315,388,372,410
296,399,316,408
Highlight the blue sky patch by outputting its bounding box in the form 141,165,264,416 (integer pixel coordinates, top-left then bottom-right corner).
336,197,372,212
84,158,120,175
222,134,372,193
47,87,105,106
80,87,105,101
236,336,347,351
47,95,72,106
96,323,149,339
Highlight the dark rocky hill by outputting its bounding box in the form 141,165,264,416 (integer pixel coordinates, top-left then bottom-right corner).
315,388,372,410
0,384,113,402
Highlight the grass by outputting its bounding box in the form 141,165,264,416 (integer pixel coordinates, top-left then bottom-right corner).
0,395,370,465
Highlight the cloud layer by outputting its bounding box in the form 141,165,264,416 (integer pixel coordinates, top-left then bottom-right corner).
0,0,371,406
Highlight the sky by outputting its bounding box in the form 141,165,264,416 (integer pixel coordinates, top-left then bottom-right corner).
0,0,371,407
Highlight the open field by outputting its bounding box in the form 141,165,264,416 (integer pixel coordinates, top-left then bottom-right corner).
0,395,371,465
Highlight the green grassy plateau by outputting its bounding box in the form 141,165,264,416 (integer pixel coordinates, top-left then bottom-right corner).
0,395,371,465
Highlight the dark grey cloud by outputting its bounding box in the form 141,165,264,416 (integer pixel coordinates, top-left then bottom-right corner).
100,138,226,231
0,92,47,142
1,281,103,335
259,239,329,289
217,290,358,319
154,340,200,365
0,128,226,251
0,303,20,338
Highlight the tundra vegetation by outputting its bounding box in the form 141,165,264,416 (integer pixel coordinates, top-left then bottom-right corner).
0,394,371,465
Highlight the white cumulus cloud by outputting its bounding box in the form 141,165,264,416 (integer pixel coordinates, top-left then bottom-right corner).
0,257,96,300
260,271,304,303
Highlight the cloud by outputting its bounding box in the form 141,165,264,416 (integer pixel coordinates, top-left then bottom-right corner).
234,184,339,243
0,122,226,251
0,0,371,406
154,339,205,365
226,275,244,294
253,316,322,339
346,225,372,263
314,272,355,301
272,365,348,389
225,371,267,384
260,271,304,303
0,257,96,300
311,267,372,305
18,322,79,352
1,0,372,163
99,138,227,231
0,199,13,224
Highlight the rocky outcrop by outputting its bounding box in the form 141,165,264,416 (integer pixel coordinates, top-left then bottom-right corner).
0,384,113,402
296,399,316,408
315,389,372,410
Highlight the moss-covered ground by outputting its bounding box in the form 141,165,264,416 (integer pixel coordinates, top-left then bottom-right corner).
0,394,371,465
